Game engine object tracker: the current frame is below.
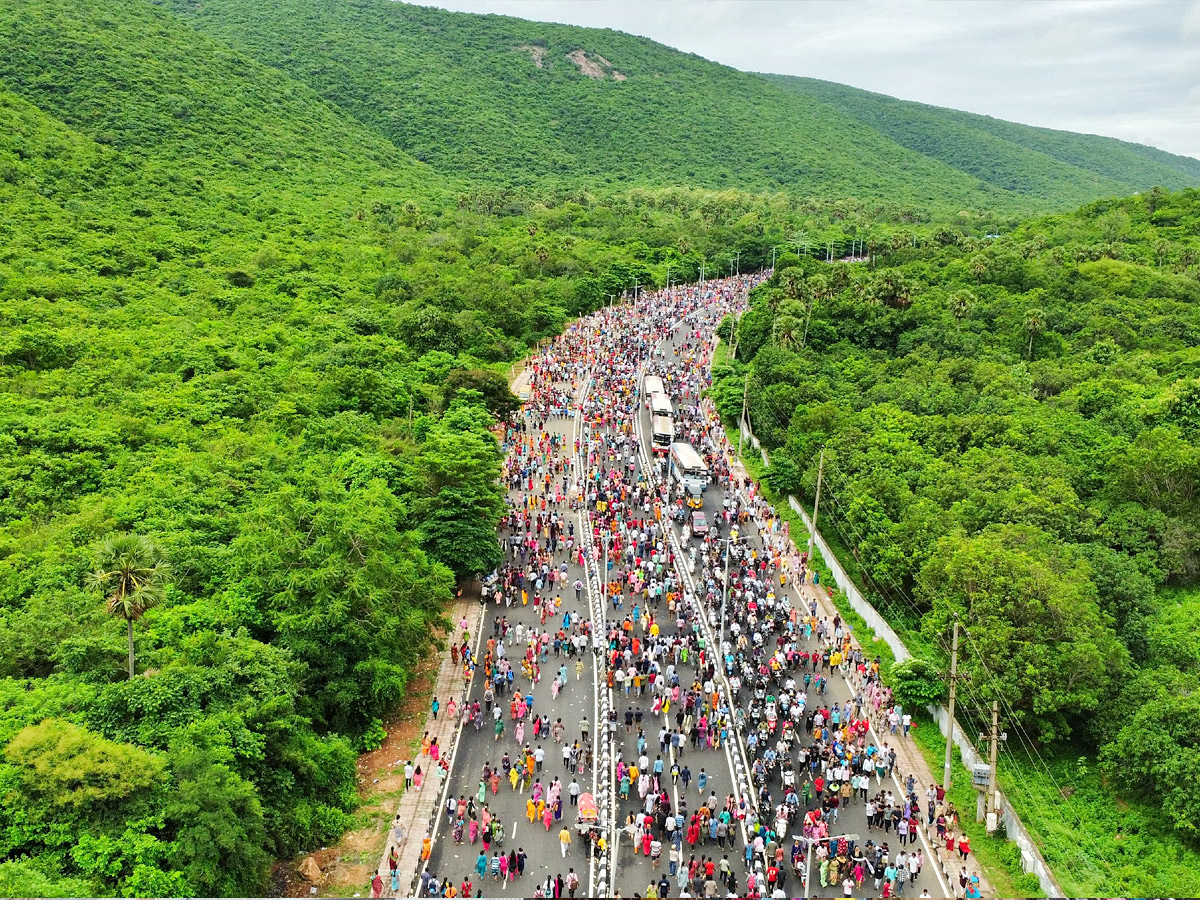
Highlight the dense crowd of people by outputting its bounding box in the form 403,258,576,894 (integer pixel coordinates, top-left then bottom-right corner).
407,276,980,898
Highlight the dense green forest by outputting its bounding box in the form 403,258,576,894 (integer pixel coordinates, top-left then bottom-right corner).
2,0,1199,895
712,188,1200,896
764,74,1200,203
151,0,1200,212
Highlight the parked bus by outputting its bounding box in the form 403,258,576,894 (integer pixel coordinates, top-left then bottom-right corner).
649,393,674,419
643,375,666,399
669,442,709,494
650,415,675,454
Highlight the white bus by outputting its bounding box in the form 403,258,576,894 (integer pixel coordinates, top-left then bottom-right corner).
650,415,675,454
644,375,666,399
649,393,674,419
669,442,709,494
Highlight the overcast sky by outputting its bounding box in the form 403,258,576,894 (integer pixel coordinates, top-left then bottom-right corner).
420,0,1200,160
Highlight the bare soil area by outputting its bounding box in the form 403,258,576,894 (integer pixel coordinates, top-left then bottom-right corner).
516,44,546,68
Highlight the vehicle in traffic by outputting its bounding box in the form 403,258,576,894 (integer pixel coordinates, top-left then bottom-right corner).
685,483,704,509
649,392,673,419
669,442,709,495
643,375,666,399
651,414,675,454
691,511,708,536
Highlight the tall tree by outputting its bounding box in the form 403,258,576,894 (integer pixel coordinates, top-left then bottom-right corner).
950,289,973,327
1024,307,1046,359
801,274,830,348
88,535,172,679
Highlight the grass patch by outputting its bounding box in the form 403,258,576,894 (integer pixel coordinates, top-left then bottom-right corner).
988,747,1200,898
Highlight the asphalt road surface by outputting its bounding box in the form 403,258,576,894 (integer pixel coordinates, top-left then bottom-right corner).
635,316,952,900
422,277,952,899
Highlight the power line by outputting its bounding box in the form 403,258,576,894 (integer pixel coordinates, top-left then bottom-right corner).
808,465,1107,882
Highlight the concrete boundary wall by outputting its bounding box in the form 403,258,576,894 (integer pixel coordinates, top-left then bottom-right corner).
738,417,1066,899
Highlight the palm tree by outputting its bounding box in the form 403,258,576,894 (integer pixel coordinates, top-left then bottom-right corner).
950,290,974,328
775,314,803,351
1024,308,1045,360
800,274,830,348
1154,240,1171,269
852,273,880,307
89,534,172,679
779,267,804,304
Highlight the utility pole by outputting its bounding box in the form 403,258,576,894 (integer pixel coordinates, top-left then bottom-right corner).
987,699,1000,828
737,373,749,456
699,263,706,283
943,618,960,789
807,449,825,559
633,278,640,304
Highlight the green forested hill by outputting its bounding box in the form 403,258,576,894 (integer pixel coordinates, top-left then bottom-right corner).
765,74,1200,204
150,0,1000,208
148,0,1197,212
0,0,447,201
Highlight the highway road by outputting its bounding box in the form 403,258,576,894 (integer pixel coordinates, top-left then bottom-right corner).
424,283,753,899
633,312,953,900
421,274,953,899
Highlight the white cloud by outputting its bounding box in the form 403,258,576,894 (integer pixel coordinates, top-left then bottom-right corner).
416,0,1200,159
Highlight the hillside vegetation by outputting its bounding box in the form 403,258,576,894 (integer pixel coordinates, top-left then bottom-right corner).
712,188,1200,897
765,75,1200,206
153,0,1199,212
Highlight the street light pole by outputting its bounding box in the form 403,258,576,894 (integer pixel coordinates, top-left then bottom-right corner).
944,618,960,789
602,531,611,612
806,450,825,561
